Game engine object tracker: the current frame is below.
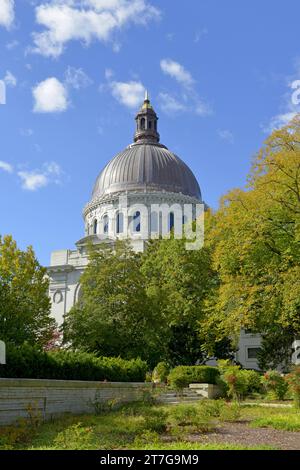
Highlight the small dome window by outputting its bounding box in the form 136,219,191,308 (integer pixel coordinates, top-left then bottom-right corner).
133,211,141,233
103,215,109,234
169,212,175,231
140,118,145,130
93,219,98,235
116,212,124,234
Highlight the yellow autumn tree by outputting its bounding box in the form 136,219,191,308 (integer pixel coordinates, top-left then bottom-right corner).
202,116,300,360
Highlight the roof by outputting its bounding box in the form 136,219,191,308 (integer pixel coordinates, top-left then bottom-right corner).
92,142,202,200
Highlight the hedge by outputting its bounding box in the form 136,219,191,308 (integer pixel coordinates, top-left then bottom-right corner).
0,344,148,382
168,366,220,390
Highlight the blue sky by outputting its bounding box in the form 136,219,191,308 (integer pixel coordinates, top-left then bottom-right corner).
0,0,300,265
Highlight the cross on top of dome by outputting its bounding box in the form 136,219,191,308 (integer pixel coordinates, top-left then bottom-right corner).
134,91,160,144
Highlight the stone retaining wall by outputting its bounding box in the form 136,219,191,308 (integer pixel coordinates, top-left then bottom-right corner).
189,383,222,399
0,378,152,426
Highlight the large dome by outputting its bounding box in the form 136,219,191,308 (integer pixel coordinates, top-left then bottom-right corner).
92,142,201,200
92,93,201,201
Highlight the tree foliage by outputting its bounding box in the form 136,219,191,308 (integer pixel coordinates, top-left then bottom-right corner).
64,234,232,367
63,241,166,366
202,116,300,360
141,236,232,365
0,235,55,347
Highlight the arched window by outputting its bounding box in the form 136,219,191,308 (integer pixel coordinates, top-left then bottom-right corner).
116,212,124,234
148,121,152,129
93,219,98,235
103,215,109,234
169,212,175,231
133,211,141,232
140,118,145,130
150,211,159,233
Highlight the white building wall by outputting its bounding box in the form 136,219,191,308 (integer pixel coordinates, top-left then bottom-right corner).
235,330,262,370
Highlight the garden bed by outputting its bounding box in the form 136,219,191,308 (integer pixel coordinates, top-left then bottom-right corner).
0,401,299,451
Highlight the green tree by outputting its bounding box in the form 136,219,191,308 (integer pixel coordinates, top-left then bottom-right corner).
63,241,166,366
0,235,55,347
141,236,232,365
202,116,300,365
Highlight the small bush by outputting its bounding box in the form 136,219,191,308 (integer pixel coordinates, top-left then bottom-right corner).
199,399,225,418
199,399,241,422
219,402,241,422
241,370,263,395
152,362,170,384
168,404,214,433
261,370,288,401
0,343,148,382
286,366,300,408
221,366,248,400
167,366,220,390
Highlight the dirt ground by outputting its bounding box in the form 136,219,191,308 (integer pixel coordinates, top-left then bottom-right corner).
191,421,300,450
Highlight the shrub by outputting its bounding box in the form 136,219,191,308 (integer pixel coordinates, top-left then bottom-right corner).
261,370,288,400
199,399,241,422
168,404,215,433
221,365,248,400
152,362,170,384
167,366,220,390
240,369,263,395
219,402,241,422
286,366,300,408
0,343,148,382
199,399,225,418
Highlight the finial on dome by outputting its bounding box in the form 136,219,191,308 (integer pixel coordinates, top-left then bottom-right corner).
144,89,150,102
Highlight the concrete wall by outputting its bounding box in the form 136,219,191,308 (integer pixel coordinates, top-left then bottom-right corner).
0,378,152,426
189,383,222,399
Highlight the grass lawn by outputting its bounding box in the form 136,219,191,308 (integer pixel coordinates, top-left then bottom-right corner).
0,401,299,451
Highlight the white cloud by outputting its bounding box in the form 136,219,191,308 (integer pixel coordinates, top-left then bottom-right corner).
18,161,63,191
160,59,194,88
218,129,234,144
158,92,187,115
264,61,300,133
266,111,298,133
4,70,17,87
110,80,145,108
31,0,160,58
0,157,63,191
33,77,69,113
0,160,13,173
18,171,48,191
64,66,93,89
159,58,212,117
6,39,18,49
0,0,14,30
